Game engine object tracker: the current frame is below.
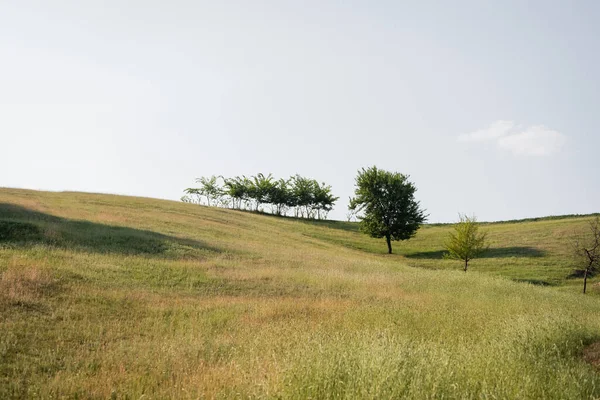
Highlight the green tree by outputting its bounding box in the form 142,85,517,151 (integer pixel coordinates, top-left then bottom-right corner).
349,166,427,254
184,176,223,207
199,176,222,206
223,176,247,209
572,216,600,294
313,181,338,220
269,178,291,216
249,173,275,212
182,188,201,204
290,175,315,218
186,173,338,219
444,214,489,272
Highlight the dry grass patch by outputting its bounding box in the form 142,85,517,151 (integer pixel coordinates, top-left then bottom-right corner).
583,342,600,370
0,264,56,306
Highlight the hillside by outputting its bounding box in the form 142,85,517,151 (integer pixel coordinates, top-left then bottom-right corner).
1,188,600,399
301,215,598,288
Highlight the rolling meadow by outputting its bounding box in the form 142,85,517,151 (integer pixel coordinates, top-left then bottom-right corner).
1,188,600,399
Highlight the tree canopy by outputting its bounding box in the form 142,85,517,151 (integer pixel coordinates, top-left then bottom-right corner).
183,173,338,220
444,214,489,272
349,166,427,254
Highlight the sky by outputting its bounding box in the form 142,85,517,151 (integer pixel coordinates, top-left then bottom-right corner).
1,0,599,222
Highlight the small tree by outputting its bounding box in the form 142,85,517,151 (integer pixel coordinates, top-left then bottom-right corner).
185,176,222,206
199,176,223,206
269,178,291,216
249,173,275,212
313,182,338,220
572,217,600,294
349,166,427,254
444,214,488,272
291,175,314,218
182,188,201,204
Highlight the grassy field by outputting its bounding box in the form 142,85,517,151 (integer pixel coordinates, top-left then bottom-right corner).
300,215,599,289
1,188,600,399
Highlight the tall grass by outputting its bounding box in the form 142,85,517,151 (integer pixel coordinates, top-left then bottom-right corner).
0,188,599,398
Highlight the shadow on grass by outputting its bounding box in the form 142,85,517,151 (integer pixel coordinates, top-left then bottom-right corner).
513,278,553,286
0,203,222,258
405,247,547,259
566,269,598,279
264,214,361,233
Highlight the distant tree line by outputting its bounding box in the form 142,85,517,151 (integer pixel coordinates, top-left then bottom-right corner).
182,174,339,220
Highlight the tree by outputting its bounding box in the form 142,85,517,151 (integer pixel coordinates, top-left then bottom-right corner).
444,214,489,272
269,178,291,216
226,176,253,210
572,216,600,294
184,173,338,220
185,176,222,206
349,166,427,254
313,181,339,220
248,173,275,212
290,175,315,218
182,189,201,204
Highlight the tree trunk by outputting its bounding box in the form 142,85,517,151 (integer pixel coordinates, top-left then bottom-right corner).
386,235,392,254
464,259,468,272
583,268,588,294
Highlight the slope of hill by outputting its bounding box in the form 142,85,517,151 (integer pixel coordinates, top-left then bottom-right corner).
300,215,598,288
1,188,599,399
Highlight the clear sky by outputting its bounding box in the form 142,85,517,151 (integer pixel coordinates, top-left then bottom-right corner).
2,1,599,222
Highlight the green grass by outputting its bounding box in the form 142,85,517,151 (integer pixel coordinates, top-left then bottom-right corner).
300,216,597,288
1,188,599,399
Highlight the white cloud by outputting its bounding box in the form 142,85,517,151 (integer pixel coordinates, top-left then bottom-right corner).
458,120,514,142
459,120,567,156
497,126,567,156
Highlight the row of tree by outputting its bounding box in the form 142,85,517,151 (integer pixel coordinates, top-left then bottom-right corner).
182,174,339,219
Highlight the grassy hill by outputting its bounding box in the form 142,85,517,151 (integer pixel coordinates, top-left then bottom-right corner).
1,188,599,398
300,215,597,288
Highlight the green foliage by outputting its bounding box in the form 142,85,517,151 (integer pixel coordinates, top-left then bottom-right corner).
223,176,250,210
186,173,338,220
288,176,338,219
270,178,292,216
349,166,426,254
444,214,489,272
290,175,314,218
184,175,223,206
250,173,275,211
313,182,338,220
